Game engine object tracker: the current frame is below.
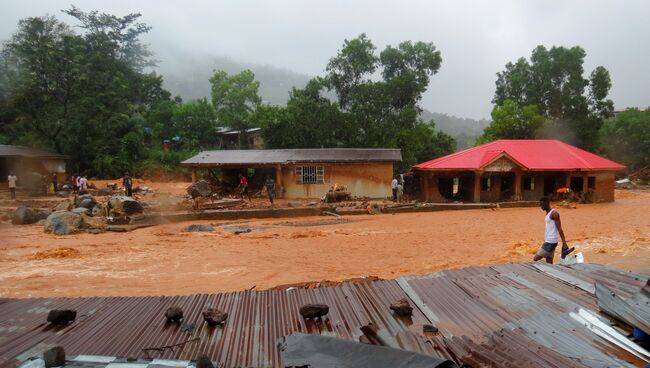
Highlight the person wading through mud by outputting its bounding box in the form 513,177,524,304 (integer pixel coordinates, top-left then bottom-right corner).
534,197,569,264
265,175,275,209
238,173,251,201
123,172,133,197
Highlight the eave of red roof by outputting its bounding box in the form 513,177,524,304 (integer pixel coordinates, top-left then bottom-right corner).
413,140,625,171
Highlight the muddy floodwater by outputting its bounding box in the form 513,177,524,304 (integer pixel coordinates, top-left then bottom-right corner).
1,189,648,298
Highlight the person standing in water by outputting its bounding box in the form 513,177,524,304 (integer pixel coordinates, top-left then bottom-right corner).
533,197,569,264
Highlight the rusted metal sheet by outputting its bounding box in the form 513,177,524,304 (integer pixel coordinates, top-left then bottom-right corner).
0,281,438,367
2,264,648,368
180,148,402,167
399,264,648,367
596,280,650,334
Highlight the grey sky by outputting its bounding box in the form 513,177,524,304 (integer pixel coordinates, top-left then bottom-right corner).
2,0,649,119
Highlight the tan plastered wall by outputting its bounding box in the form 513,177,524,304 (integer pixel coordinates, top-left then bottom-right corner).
280,162,394,199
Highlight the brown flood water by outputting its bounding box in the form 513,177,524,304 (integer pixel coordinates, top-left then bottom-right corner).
1,190,648,298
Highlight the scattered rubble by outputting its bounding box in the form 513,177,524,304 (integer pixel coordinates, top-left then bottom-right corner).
187,180,212,198
108,195,144,217
165,306,183,323
34,210,51,222
629,166,650,182
71,207,91,215
299,303,329,318
195,354,215,368
12,206,37,225
287,201,303,207
91,204,105,217
223,225,252,234
202,308,228,325
185,224,215,232
325,185,352,203
47,309,76,324
389,298,413,317
54,200,72,212
43,346,65,368
97,187,113,196
44,211,82,235
366,204,382,215
75,194,97,209
80,214,107,232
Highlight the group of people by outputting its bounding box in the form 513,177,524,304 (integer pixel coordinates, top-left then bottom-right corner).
70,174,89,193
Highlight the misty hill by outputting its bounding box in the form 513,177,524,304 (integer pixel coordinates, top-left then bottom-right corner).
159,56,312,104
159,57,488,148
421,110,489,149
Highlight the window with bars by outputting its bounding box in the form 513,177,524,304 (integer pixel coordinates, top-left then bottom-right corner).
295,166,324,184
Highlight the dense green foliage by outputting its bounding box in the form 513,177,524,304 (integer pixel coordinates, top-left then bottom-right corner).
487,45,613,150
210,70,262,148
0,9,170,177
600,109,650,171
477,99,545,144
258,34,456,171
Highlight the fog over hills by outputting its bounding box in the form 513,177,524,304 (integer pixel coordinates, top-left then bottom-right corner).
159,56,488,148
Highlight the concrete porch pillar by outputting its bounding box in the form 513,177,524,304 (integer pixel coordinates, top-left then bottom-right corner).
514,170,523,201
191,169,197,184
473,171,482,203
275,164,284,197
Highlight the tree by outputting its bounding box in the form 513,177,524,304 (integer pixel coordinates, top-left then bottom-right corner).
325,33,377,110
492,45,613,149
259,34,453,169
63,6,155,71
599,108,650,171
172,98,216,149
210,69,262,148
478,99,545,143
0,8,171,177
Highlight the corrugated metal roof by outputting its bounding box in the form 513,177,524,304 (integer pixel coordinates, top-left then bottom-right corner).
0,281,437,367
1,264,648,367
413,140,625,171
180,149,402,166
399,263,649,367
0,145,68,160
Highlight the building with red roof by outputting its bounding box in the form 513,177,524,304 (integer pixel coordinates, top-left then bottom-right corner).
412,140,624,203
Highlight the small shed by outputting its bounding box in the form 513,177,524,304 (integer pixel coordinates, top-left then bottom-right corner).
181,148,402,199
0,145,68,186
413,140,624,203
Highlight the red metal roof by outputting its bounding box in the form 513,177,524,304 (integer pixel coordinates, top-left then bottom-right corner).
414,140,625,171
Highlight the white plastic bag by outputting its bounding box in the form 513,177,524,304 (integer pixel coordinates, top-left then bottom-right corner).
559,251,584,265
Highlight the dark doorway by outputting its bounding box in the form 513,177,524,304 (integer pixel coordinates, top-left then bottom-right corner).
438,177,454,199
500,172,515,200
570,177,584,193
543,176,556,195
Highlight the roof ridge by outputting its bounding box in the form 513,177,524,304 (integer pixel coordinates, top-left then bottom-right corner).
416,140,500,167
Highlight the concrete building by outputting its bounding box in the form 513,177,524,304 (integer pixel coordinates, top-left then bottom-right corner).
413,140,624,203
0,145,67,189
181,148,402,199
216,127,264,149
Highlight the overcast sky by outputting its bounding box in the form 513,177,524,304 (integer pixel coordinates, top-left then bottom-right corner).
2,1,649,119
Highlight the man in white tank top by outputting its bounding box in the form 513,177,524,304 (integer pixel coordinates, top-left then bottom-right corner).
533,197,569,264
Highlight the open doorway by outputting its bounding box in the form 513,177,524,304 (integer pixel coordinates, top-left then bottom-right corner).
500,172,515,200
543,176,556,195
570,177,584,193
